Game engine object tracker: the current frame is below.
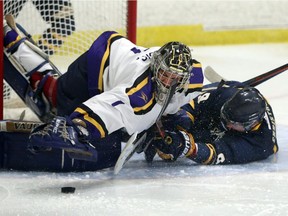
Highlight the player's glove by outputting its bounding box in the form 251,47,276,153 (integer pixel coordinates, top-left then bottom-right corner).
161,109,192,131
152,130,197,161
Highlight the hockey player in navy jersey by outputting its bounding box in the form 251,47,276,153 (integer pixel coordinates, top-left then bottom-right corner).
144,81,278,165
4,19,203,168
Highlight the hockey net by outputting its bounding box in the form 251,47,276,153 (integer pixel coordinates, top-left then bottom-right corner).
1,0,137,121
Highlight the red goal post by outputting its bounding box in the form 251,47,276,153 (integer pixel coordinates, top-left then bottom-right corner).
0,0,3,120
1,0,137,121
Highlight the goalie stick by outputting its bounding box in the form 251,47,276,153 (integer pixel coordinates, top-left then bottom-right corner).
204,63,288,87
114,79,178,174
0,120,42,133
204,66,227,83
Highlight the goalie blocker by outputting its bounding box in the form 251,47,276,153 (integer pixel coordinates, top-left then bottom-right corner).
0,120,121,171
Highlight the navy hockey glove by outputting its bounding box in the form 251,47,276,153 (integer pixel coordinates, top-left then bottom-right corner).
153,130,197,161
161,109,192,131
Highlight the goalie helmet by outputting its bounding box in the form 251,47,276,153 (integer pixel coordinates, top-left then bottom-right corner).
220,87,266,132
151,41,193,104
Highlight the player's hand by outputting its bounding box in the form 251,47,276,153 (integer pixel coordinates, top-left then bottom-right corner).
152,130,197,161
161,109,192,131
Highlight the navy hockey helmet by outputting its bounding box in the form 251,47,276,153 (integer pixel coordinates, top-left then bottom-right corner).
151,42,193,104
220,87,266,131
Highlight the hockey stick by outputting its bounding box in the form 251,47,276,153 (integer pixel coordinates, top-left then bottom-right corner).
0,120,42,133
155,78,178,138
114,79,178,174
242,63,288,87
204,63,288,87
204,66,227,83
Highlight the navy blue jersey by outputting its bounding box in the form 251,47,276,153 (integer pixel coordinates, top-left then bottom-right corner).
180,81,278,165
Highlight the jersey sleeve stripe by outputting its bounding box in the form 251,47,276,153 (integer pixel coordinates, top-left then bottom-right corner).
203,144,217,165
187,83,203,89
193,63,202,68
133,93,155,112
127,77,149,95
186,110,195,123
186,62,204,93
73,106,107,138
126,69,157,115
188,100,195,109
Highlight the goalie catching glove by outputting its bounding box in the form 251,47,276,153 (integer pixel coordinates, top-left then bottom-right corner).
28,116,98,161
150,129,198,161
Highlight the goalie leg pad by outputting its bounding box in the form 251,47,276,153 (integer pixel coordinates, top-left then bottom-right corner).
29,116,99,161
4,54,54,122
4,18,60,121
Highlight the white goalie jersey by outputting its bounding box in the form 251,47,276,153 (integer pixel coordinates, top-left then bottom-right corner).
69,31,204,139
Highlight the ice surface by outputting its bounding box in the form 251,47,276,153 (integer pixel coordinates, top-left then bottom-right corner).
1,44,288,216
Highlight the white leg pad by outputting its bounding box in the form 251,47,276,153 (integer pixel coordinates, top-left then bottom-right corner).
13,43,53,73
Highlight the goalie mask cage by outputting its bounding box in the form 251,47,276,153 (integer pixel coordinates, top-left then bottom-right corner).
1,0,137,121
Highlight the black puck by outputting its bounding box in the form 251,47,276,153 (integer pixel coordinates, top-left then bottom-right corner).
61,187,76,194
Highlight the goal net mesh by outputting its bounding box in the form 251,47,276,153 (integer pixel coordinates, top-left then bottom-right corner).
3,0,135,120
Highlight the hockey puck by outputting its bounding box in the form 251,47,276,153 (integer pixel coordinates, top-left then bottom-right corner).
61,187,76,194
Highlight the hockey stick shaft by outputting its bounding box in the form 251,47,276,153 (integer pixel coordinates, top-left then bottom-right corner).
242,63,288,87
205,63,288,87
114,79,178,174
155,78,178,138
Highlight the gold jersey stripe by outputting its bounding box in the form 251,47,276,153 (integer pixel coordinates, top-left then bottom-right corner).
127,77,149,96
74,107,106,138
98,33,122,91
133,93,155,112
188,83,203,89
203,144,216,165
193,63,202,68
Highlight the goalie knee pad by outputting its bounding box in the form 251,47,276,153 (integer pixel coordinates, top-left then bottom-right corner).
4,25,25,54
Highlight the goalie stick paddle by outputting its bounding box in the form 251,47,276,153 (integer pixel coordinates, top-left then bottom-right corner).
204,63,288,87
114,132,144,175
114,79,178,175
204,66,227,83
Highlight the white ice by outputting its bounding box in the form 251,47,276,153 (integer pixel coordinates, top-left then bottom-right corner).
1,43,288,216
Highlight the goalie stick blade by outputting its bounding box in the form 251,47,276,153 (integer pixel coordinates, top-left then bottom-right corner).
114,132,147,175
0,120,42,133
204,66,227,83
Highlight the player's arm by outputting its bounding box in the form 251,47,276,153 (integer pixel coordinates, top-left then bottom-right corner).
150,116,277,165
